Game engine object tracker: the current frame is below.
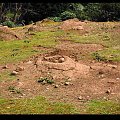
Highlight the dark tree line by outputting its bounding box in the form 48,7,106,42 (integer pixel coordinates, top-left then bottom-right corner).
0,3,120,27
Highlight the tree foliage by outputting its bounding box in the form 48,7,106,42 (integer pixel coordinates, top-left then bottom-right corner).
0,3,120,26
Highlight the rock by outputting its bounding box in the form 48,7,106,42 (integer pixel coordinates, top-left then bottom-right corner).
26,61,32,64
87,96,90,98
22,93,26,96
64,82,70,85
101,74,105,78
78,96,83,100
68,78,72,82
11,71,18,75
58,57,65,63
106,89,111,94
41,80,47,85
54,85,59,88
116,78,120,80
103,97,107,100
2,65,8,69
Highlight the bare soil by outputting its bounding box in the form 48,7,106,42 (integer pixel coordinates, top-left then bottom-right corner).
0,26,21,40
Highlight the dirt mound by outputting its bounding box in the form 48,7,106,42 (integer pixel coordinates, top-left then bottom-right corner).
59,18,85,30
0,26,21,40
36,55,90,80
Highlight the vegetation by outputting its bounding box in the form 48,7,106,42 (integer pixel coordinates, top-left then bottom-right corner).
86,100,120,114
37,77,54,84
0,96,78,114
0,70,16,82
0,3,120,26
8,86,22,95
0,30,58,64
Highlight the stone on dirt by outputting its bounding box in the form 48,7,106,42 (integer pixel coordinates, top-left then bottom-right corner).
26,61,33,64
58,57,65,63
11,71,18,75
64,82,70,85
78,96,83,100
2,65,8,69
41,80,47,85
54,85,59,88
105,89,111,94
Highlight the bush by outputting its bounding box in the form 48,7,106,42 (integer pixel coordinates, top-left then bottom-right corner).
47,17,62,22
60,11,76,20
2,20,15,28
37,77,54,84
76,11,91,20
92,52,107,61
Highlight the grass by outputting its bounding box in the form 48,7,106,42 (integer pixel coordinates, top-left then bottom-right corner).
1,96,120,114
0,70,16,82
86,100,120,114
65,22,120,62
8,86,22,95
94,48,120,62
0,96,78,114
0,30,59,64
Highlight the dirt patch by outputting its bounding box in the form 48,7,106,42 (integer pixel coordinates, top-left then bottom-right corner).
0,54,120,108
59,18,85,30
0,26,21,40
0,21,120,110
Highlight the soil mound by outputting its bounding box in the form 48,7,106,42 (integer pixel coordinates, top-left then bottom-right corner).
59,18,85,30
0,26,21,40
36,55,90,79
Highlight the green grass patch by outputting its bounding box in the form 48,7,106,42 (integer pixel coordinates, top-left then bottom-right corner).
0,96,78,114
65,25,120,62
0,30,59,64
86,100,120,114
0,70,16,82
67,32,112,46
92,47,120,62
8,86,22,95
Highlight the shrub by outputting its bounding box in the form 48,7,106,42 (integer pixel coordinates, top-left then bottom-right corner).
8,86,22,94
37,77,54,84
60,11,76,20
92,52,107,61
47,17,62,22
2,20,15,28
76,11,91,20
